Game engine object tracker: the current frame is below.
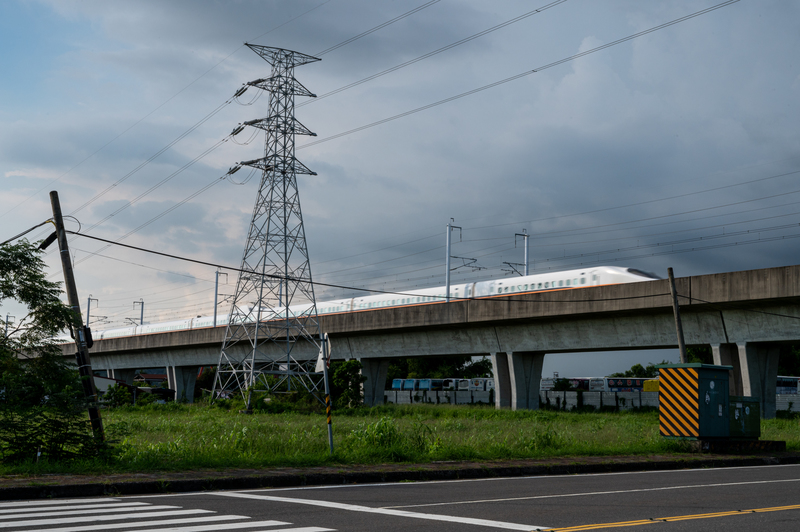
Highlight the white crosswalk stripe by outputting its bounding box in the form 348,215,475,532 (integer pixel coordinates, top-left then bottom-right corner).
14,515,251,532
0,504,182,520
0,509,212,528
0,498,335,532
0,502,150,514
0,499,115,509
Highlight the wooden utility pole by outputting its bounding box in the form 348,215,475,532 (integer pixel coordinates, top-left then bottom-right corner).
49,191,104,439
667,267,687,364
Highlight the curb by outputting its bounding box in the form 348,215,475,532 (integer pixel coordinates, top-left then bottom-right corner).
3,454,800,501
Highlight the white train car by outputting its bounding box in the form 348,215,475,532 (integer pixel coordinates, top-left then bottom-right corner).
86,266,659,339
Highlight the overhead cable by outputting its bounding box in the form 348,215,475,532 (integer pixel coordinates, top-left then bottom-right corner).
298,0,740,150
299,0,567,107
67,230,676,304
0,0,331,222
314,0,442,56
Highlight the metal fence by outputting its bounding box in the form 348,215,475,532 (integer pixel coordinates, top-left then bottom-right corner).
384,390,800,412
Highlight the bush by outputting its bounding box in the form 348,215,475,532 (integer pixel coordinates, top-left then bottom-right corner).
1,240,107,464
103,384,133,408
331,360,367,408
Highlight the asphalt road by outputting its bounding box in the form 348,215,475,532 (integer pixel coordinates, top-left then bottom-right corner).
3,463,800,531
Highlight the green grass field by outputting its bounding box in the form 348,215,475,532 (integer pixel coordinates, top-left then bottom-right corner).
3,402,799,476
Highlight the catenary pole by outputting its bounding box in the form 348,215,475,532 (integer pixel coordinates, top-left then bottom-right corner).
214,269,220,327
86,296,98,327
516,230,529,276
49,190,104,440
134,298,144,325
445,219,461,302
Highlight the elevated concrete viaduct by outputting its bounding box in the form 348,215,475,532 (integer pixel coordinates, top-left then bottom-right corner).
67,265,800,418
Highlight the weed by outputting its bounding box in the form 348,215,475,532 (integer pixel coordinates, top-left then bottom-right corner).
3,403,800,475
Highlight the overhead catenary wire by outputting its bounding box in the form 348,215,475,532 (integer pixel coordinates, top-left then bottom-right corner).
531,210,800,249
467,169,800,234
514,181,800,240
66,230,674,304
72,223,800,330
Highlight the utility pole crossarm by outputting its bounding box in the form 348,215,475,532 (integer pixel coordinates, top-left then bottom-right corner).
245,43,321,67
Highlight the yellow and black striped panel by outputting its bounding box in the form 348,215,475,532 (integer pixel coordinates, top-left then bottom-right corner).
659,367,699,438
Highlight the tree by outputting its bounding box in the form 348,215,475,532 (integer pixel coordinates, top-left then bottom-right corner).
386,355,492,383
686,346,713,364
331,359,367,408
609,360,671,378
778,346,800,376
0,239,103,463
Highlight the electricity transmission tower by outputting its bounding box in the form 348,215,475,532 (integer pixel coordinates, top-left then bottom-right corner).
213,44,323,409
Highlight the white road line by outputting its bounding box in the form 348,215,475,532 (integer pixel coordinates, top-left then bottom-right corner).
0,502,150,514
0,509,212,529
137,522,313,532
0,499,119,508
229,463,800,494
245,528,334,532
18,514,250,532
382,477,800,509
211,491,547,531
0,504,180,520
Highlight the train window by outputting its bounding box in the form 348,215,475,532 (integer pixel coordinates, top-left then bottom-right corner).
538,283,542,289
574,278,578,286
593,274,598,281
544,282,549,288
581,277,586,285
498,288,502,294
524,284,528,290
566,279,571,286
504,287,509,293
559,280,563,287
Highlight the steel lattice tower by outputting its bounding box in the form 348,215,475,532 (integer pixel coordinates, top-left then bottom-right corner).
213,44,322,407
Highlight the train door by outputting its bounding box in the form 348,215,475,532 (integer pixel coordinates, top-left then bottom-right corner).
589,269,601,286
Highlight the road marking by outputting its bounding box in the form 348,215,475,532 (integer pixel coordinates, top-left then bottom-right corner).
122,463,800,500
543,519,656,531
112,521,304,532
0,498,119,508
382,476,800,508
0,502,150,514
211,491,547,531
34,515,252,532
0,504,181,520
224,462,800,494
0,509,212,529
541,503,800,531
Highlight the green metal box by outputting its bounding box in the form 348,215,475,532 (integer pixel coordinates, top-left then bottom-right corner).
729,396,761,439
658,363,732,440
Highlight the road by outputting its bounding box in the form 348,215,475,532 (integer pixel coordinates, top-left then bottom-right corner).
3,463,800,531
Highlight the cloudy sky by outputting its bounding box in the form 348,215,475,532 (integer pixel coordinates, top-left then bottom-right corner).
2,0,799,376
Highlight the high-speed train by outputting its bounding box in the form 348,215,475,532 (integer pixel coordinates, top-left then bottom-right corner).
90,266,659,340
